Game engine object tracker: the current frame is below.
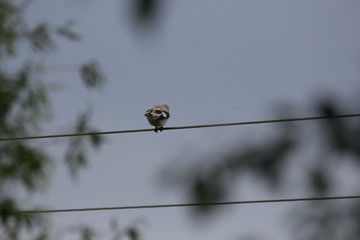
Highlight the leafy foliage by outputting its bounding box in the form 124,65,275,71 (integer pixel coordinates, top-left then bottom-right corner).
0,198,45,240
0,0,154,239
134,0,159,21
80,60,106,89
130,0,163,30
56,20,81,41
0,0,19,57
65,111,104,176
163,96,360,238
79,225,97,240
0,0,106,239
29,23,55,52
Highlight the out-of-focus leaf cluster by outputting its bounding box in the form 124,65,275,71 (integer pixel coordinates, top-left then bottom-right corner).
56,20,81,42
293,198,360,240
0,198,45,240
0,66,51,199
48,220,143,240
0,141,49,191
0,68,50,134
163,126,295,215
65,110,104,177
0,65,51,240
29,23,55,52
133,0,159,22
129,0,164,30
109,219,145,240
0,0,19,57
78,225,97,240
80,60,106,89
28,20,80,52
163,95,360,239
0,1,106,239
318,99,360,157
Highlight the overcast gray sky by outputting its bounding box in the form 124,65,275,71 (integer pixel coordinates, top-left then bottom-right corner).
22,0,360,239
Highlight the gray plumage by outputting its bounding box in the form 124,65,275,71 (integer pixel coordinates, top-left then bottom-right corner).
144,104,170,133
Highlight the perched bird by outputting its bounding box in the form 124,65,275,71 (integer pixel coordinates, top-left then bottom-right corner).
144,104,170,133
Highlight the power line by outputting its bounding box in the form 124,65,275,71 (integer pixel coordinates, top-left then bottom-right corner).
0,113,359,142
17,195,360,214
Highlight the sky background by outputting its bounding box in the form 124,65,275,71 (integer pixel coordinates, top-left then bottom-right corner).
15,0,360,239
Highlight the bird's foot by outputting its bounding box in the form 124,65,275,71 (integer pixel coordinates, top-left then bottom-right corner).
154,126,163,133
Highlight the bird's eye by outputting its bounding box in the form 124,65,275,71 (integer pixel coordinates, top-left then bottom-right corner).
154,110,162,114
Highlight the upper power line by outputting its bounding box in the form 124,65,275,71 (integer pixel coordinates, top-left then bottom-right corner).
0,113,359,142
17,194,360,214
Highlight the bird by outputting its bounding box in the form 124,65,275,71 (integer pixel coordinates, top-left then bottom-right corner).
144,104,170,133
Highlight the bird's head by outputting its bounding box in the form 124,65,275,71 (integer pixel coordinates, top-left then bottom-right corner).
144,108,153,117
